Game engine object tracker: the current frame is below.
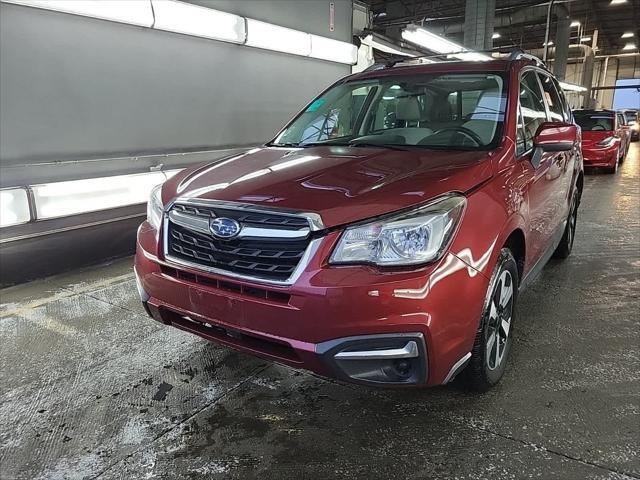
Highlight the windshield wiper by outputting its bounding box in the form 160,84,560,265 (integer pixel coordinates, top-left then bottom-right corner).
347,142,410,151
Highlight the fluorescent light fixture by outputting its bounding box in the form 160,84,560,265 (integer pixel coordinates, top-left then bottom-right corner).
0,188,31,227
610,0,627,4
621,32,634,38
32,172,166,219
570,20,581,27
2,0,154,27
559,81,587,92
246,18,311,56
580,36,592,42
622,43,637,51
543,41,554,46
401,26,491,61
492,32,501,39
361,34,417,58
310,35,358,64
151,0,245,43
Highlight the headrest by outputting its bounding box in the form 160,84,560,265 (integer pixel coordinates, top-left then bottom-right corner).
396,96,421,121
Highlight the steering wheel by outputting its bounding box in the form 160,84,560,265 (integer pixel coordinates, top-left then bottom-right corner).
433,126,484,146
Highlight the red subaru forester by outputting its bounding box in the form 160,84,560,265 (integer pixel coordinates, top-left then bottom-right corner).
135,55,583,391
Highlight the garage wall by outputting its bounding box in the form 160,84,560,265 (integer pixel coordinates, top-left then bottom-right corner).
0,0,352,167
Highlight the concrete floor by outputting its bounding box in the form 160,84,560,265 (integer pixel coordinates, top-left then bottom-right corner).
1,145,639,480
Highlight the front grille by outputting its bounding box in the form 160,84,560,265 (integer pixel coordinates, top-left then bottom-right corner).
166,203,313,282
172,204,309,230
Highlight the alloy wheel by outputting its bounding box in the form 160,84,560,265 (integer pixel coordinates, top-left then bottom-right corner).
567,200,577,250
486,270,514,371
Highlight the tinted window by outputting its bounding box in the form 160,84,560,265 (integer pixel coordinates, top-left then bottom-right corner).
623,111,638,123
273,73,507,150
518,71,547,154
574,112,614,131
538,73,564,122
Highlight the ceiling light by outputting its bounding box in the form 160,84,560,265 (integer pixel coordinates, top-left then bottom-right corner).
622,43,637,51
360,34,417,58
621,32,635,38
570,21,581,27
0,188,31,227
401,26,491,61
559,81,587,92
152,0,245,43
609,0,627,4
246,19,311,56
492,32,501,39
32,172,167,219
2,0,154,26
543,41,554,46
310,35,358,64
580,36,592,42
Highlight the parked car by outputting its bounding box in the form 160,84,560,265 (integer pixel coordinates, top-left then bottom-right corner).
136,55,583,391
620,109,639,141
574,109,623,173
617,112,632,161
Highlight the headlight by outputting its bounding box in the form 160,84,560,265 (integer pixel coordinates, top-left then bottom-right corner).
330,195,466,267
596,136,616,147
147,184,164,230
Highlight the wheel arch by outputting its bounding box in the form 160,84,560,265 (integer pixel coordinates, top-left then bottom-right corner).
503,228,526,281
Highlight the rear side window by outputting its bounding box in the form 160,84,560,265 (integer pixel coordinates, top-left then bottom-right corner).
517,71,547,155
538,73,565,122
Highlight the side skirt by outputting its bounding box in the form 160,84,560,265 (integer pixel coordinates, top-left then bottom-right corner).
519,220,566,292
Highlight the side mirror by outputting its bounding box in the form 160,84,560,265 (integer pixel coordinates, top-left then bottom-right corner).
531,122,578,168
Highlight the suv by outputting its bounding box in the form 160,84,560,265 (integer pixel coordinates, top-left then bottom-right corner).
136,57,583,391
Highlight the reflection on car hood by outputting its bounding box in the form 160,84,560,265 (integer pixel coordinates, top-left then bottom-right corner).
163,145,494,228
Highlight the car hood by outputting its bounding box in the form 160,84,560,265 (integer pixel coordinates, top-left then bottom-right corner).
163,146,494,228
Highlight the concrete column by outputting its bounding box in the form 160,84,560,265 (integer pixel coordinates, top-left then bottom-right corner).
463,0,496,51
553,4,570,81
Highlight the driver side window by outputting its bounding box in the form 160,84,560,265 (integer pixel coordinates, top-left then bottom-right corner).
517,71,547,155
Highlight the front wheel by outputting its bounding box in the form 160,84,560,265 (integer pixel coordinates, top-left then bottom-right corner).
606,151,619,174
553,190,579,259
461,249,518,392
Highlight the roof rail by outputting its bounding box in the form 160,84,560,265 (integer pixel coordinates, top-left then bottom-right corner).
361,47,550,71
506,48,548,69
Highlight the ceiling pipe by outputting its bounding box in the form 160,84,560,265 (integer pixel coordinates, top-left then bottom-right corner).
543,0,556,61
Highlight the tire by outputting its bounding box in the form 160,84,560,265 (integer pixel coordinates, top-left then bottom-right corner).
553,190,579,259
461,249,518,392
605,153,619,174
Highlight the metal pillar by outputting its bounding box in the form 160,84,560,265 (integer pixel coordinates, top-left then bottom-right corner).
553,4,570,81
463,0,496,51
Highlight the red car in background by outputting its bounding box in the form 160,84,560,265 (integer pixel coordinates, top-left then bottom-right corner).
136,56,583,391
574,109,625,174
617,112,632,157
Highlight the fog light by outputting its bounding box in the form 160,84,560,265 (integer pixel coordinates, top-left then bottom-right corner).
317,334,427,385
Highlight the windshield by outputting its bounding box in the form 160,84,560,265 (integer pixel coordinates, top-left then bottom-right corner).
574,112,614,131
623,111,638,123
272,73,507,150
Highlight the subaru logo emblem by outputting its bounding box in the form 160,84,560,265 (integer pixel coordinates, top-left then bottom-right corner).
209,217,241,239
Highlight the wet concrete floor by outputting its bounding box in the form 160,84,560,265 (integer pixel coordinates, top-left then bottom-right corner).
1,144,639,479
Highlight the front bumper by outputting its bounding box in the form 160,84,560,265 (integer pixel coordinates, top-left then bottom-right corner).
582,145,618,168
135,221,489,386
